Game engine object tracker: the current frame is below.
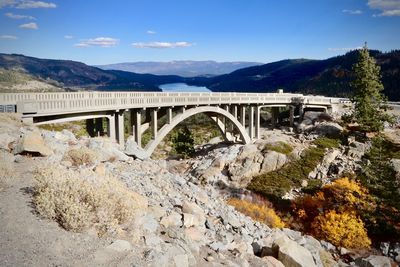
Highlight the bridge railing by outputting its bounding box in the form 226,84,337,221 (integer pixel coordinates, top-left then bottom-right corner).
0,91,340,116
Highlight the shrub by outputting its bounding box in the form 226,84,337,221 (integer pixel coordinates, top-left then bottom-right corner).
263,141,293,155
63,147,98,166
248,137,340,198
227,198,285,228
311,210,371,249
33,166,147,235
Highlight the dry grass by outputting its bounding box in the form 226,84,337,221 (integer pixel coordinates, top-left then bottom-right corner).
63,147,98,166
0,152,16,190
33,166,147,236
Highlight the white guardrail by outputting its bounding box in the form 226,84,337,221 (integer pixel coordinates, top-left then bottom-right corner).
0,91,343,116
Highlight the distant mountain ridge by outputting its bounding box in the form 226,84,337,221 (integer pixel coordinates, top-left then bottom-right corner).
96,60,262,77
186,50,400,100
0,51,399,100
0,53,184,91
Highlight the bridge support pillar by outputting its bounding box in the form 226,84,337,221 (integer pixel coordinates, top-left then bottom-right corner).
271,107,279,128
167,107,173,124
116,111,125,146
249,106,254,139
108,114,116,141
255,106,260,139
132,109,142,148
299,104,304,120
151,109,158,139
230,105,238,132
289,106,295,127
239,105,246,127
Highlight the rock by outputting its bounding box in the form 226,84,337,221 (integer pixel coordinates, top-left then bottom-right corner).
184,227,204,242
0,133,17,151
183,213,202,228
144,234,162,247
182,201,205,218
221,211,242,229
309,122,343,137
94,163,106,176
272,236,317,267
173,254,189,267
380,242,390,256
14,130,52,156
390,159,400,180
140,214,159,233
347,141,368,158
107,239,132,252
160,212,182,228
261,256,285,267
319,250,337,267
261,151,287,173
88,137,130,162
355,255,392,267
124,136,148,160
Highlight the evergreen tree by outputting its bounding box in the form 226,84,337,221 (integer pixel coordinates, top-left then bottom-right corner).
350,44,392,133
172,126,195,158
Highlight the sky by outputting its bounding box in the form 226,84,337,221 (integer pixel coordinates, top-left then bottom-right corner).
0,0,399,65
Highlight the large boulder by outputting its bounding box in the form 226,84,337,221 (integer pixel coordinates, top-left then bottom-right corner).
272,236,317,267
88,137,130,162
124,136,148,160
261,151,287,173
355,255,392,267
14,130,52,156
308,122,343,137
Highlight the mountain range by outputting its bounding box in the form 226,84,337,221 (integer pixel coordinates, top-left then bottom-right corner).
0,51,399,100
96,61,262,77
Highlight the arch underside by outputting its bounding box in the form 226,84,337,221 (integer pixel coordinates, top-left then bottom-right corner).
144,106,251,157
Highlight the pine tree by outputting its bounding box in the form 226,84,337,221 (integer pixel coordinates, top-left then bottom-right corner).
350,44,392,133
172,126,195,158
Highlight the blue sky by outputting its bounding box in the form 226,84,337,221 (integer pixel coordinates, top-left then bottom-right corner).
0,0,399,65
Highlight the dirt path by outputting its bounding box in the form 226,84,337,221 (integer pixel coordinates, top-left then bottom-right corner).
0,157,132,267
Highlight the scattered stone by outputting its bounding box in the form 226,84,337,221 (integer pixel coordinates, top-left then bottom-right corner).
160,212,182,228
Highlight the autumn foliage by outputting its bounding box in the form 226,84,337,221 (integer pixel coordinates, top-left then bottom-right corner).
227,198,285,228
292,177,373,249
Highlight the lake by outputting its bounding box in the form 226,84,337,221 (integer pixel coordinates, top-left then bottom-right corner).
159,83,211,92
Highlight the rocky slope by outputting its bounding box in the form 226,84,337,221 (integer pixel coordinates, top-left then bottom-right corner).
0,113,398,267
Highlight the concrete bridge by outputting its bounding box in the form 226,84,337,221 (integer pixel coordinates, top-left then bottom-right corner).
0,91,343,158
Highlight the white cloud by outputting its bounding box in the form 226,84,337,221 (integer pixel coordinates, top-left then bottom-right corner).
5,12,35,19
0,0,16,8
146,30,156,34
74,37,119,48
328,47,362,52
132,41,193,49
0,34,17,39
16,1,56,9
342,9,363,15
19,22,38,29
368,0,400,16
64,35,73,39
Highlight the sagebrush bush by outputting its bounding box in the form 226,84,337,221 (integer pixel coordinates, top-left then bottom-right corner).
311,210,371,249
33,166,147,235
227,198,284,228
63,147,98,166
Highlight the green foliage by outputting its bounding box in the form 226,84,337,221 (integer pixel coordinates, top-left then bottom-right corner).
172,126,195,158
263,141,293,155
248,137,340,198
358,135,400,241
350,45,393,133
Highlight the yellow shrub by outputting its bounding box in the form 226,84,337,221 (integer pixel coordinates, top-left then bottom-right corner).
227,198,284,228
33,166,147,236
311,210,371,249
324,177,367,204
63,147,98,166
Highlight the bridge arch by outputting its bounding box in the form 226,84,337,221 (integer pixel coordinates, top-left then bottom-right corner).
144,106,251,157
